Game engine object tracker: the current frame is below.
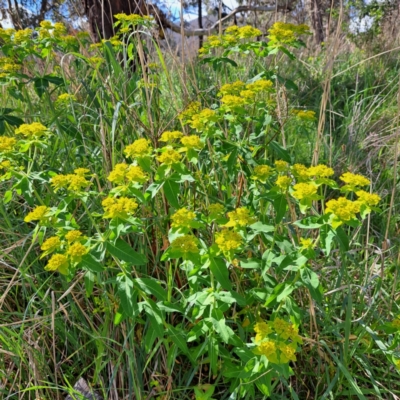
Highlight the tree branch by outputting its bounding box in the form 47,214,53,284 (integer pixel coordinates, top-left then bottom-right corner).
150,4,293,37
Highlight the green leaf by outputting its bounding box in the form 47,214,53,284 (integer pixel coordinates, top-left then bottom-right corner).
239,258,261,269
273,194,287,224
116,274,138,318
250,222,275,233
106,239,147,265
208,309,234,344
134,278,167,301
80,254,104,273
33,77,49,98
209,257,232,290
269,141,291,163
335,227,349,251
163,179,180,209
167,324,195,364
43,74,65,86
293,217,324,229
2,115,24,127
301,267,322,303
143,299,164,337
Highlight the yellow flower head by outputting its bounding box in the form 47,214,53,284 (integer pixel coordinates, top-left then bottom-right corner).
45,253,69,275
53,22,67,36
325,197,361,227
268,22,310,45
15,122,48,139
74,168,90,176
278,343,297,363
124,138,152,159
102,196,138,219
292,164,309,181
274,160,289,172
238,25,262,39
390,316,400,330
256,340,278,363
190,108,216,130
181,135,203,150
108,163,148,185
0,136,17,152
307,164,334,178
24,206,50,223
215,229,243,253
225,207,256,228
355,190,381,207
171,208,196,229
68,174,91,191
246,79,274,93
67,242,88,261
179,101,202,122
157,147,182,165
340,172,370,187
13,28,33,43
56,93,77,104
218,81,246,96
41,236,61,252
292,182,317,200
275,176,292,191
299,237,314,250
171,235,199,254
240,90,256,101
65,230,83,243
40,20,53,29
293,109,316,121
220,94,247,108
159,130,183,142
254,321,273,342
252,165,273,183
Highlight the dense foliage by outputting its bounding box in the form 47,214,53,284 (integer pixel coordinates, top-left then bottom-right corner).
0,15,399,399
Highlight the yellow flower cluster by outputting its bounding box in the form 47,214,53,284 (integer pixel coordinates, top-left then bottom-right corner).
45,253,69,275
171,235,199,254
56,93,76,104
268,22,310,45
254,318,302,364
355,190,381,207
157,147,182,165
124,138,152,159
220,95,247,108
307,164,334,178
24,206,50,223
0,57,20,77
171,208,196,229
340,172,370,188
179,101,202,122
218,81,246,96
252,165,273,183
41,236,61,252
246,79,274,92
108,163,148,185
325,197,361,227
15,122,48,139
291,182,317,200
14,28,33,44
65,230,83,243
275,176,292,191
225,207,256,228
390,316,400,330
181,135,203,150
275,160,289,172
51,171,91,192
190,108,216,130
299,237,314,250
0,28,16,42
199,25,262,54
215,229,243,253
67,242,88,261
159,131,183,142
102,196,138,219
114,13,153,25
293,109,316,121
0,136,17,152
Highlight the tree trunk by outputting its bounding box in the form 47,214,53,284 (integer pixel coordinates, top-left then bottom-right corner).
310,0,324,43
198,0,203,49
82,0,148,41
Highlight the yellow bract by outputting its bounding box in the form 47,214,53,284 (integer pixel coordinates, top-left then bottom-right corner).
171,208,196,229
65,230,83,243
102,197,138,219
15,122,48,139
159,131,183,142
45,253,69,275
181,135,203,150
215,229,243,252
171,235,199,254
0,136,17,152
291,182,317,200
252,165,273,183
24,206,50,223
157,147,182,165
225,207,256,228
41,236,61,252
124,138,152,159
